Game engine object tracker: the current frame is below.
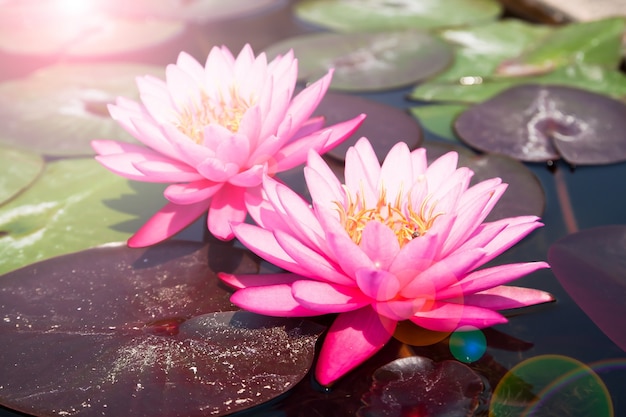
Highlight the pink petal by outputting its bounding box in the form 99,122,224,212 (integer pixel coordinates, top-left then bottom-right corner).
355,269,400,301
425,151,459,191
231,223,312,277
292,281,370,313
462,285,554,310
374,298,426,321
207,183,247,240
304,152,345,210
410,302,508,332
274,230,354,286
230,284,320,317
228,165,265,187
344,137,381,205
176,51,205,85
275,114,366,172
218,272,304,290
410,147,428,176
237,105,262,150
400,248,487,298
315,307,396,386
390,231,439,288
291,116,326,140
378,141,413,199
166,62,202,113
324,226,374,278
133,159,205,182
128,200,210,247
436,261,550,299
359,221,400,270
163,180,223,205
197,157,239,182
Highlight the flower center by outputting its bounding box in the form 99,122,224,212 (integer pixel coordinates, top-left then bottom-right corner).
334,186,443,247
176,88,254,144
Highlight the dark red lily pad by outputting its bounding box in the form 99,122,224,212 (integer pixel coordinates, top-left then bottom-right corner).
0,241,324,417
424,141,545,220
264,30,453,92
548,225,626,352
454,84,626,165
316,92,423,162
358,356,484,417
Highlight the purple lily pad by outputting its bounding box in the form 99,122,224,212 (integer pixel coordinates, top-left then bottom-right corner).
424,141,545,220
454,84,626,165
316,92,423,162
548,225,626,352
358,356,484,417
264,30,453,92
0,241,324,417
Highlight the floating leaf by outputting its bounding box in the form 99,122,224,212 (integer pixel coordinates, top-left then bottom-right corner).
0,241,324,417
0,158,167,275
101,0,286,23
294,0,502,32
0,146,44,206
410,63,626,104
264,30,453,91
315,91,423,161
0,2,184,58
548,225,626,352
0,63,163,156
454,84,626,164
424,141,545,220
434,19,553,82
497,17,625,76
409,104,467,141
358,356,484,417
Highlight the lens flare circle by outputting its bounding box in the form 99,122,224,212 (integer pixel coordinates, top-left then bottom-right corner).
448,325,486,363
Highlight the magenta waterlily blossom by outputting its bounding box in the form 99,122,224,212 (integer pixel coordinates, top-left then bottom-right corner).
219,137,553,386
92,44,365,245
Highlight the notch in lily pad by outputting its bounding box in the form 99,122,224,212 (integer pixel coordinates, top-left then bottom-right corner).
454,84,626,165
264,30,453,92
0,241,325,417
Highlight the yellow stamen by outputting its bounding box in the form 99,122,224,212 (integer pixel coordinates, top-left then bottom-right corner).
176,87,255,144
334,185,443,247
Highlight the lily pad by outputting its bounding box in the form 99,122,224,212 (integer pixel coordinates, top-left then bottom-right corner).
0,2,184,58
0,146,44,206
410,63,626,104
409,104,467,141
294,0,502,32
454,84,626,164
496,17,625,76
0,63,163,156
358,356,484,417
548,225,626,352
264,30,454,92
424,142,545,220
315,91,423,161
102,0,286,23
0,241,325,417
434,19,553,83
0,158,167,275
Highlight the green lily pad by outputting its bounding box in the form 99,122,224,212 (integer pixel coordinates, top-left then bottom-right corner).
264,30,453,91
433,19,553,82
102,0,286,23
409,104,467,141
410,64,626,103
0,2,185,57
294,0,502,32
0,158,166,275
0,63,164,156
497,17,626,76
0,146,44,206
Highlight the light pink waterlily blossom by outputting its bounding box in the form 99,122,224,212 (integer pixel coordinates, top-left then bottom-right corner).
219,137,553,386
92,44,365,245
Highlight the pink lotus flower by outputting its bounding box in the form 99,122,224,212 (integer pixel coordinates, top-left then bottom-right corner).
220,137,553,386
92,44,365,245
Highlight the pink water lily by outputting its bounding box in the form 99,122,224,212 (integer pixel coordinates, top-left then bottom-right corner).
92,44,365,245
220,137,552,386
